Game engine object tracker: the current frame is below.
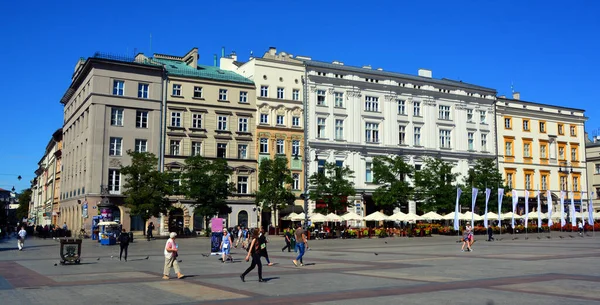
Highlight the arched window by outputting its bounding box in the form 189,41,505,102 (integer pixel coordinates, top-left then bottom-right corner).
237,210,248,228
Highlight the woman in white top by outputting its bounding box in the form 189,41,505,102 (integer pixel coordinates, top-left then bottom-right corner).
17,226,27,251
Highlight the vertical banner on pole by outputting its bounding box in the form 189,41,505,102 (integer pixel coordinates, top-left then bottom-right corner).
581,191,585,225
537,191,542,228
454,188,462,231
498,188,504,227
483,188,491,228
511,190,518,229
547,190,553,227
524,190,530,229
570,192,576,227
589,192,595,226
471,188,478,227
560,191,566,227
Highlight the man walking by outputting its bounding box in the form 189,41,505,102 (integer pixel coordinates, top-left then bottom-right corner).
292,223,307,267
147,222,155,241
163,232,184,280
17,226,27,251
487,225,494,241
235,225,242,248
282,228,292,252
118,229,130,261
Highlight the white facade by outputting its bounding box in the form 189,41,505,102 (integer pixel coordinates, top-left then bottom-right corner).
304,61,497,215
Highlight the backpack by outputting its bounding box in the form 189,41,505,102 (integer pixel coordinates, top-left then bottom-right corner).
243,230,248,238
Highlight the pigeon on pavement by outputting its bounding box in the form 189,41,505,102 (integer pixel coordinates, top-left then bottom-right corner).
374,253,379,256
144,256,149,260
97,257,101,261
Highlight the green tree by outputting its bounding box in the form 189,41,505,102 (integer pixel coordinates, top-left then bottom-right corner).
182,155,235,227
255,156,296,226
308,162,355,214
372,155,414,214
120,150,172,226
414,157,459,213
16,188,32,221
462,158,512,213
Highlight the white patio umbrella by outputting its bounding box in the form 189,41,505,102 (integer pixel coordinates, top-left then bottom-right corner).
442,212,459,220
364,211,390,221
325,213,343,222
525,211,539,220
341,211,364,221
462,211,482,221
403,212,422,222
282,212,298,221
291,212,306,221
501,212,523,220
550,211,562,219
389,211,407,221
594,211,600,219
484,211,499,219
310,213,327,223
420,211,443,221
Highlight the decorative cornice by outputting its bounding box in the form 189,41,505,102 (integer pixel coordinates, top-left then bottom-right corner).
327,88,335,94
384,94,397,102
423,99,437,106
346,90,362,99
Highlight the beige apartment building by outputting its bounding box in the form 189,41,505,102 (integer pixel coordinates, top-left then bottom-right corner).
31,129,62,226
221,47,306,228
585,135,600,213
497,93,588,215
150,48,258,233
59,54,164,233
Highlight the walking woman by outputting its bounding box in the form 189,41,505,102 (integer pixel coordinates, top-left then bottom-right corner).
258,227,273,266
220,228,233,263
240,229,265,282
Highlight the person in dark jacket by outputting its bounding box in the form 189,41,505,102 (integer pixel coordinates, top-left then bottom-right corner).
119,229,131,261
147,222,155,241
487,225,494,241
257,227,273,266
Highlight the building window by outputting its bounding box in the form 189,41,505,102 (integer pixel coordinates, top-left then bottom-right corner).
191,141,202,156
439,130,451,148
540,144,547,158
217,116,228,131
317,118,326,138
218,89,228,101
523,119,530,131
507,173,513,188
113,80,124,96
238,144,248,159
525,174,532,190
334,92,344,108
558,124,564,135
365,96,379,112
505,142,513,156
237,176,248,194
414,127,421,146
134,139,147,153
398,100,406,115
365,122,379,143
570,125,577,136
260,114,269,124
193,86,203,98
571,148,577,161
169,112,181,127
539,122,546,133
133,110,148,128
170,140,180,155
276,115,284,125
595,163,600,174
111,108,123,126
108,169,121,194
560,176,567,191
479,110,486,124
292,174,300,190
239,91,248,103
217,143,227,158
192,113,202,129
259,138,269,153
292,89,299,101
172,84,181,96
292,116,300,127
138,83,149,99
468,132,474,151
366,162,373,183
413,102,421,117
573,177,579,191
524,143,531,157
399,125,406,145
335,160,344,168
481,134,487,151
260,86,269,97
335,119,344,140
277,87,284,99
317,90,326,105
559,147,565,160
109,137,122,156
238,117,248,132
438,105,450,120
292,140,300,156
541,174,548,190
467,109,473,122
276,139,285,154
505,118,512,129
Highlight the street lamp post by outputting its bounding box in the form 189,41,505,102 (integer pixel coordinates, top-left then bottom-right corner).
559,161,574,222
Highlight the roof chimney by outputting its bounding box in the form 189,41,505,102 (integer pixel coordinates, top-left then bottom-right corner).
213,54,217,67
230,51,237,61
499,95,506,98
362,65,372,69
418,69,432,78
269,46,277,55
377,68,383,71
512,92,520,100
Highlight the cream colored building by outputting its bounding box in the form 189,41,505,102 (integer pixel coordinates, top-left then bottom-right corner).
221,47,306,227
585,135,600,213
497,93,588,215
31,129,62,226
151,48,259,233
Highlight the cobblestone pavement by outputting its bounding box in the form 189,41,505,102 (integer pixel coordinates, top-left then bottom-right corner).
1,231,599,305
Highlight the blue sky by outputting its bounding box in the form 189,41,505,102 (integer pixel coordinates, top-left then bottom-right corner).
1,0,598,193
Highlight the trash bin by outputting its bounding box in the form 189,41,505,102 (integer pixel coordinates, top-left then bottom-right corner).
128,232,134,243
60,238,82,265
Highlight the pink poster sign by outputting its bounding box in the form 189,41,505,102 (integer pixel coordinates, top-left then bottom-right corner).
211,218,224,232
